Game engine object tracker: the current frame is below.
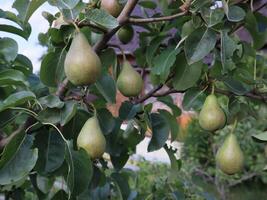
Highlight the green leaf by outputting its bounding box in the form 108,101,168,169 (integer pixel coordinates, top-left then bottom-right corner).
223,77,250,95
138,1,157,9
146,35,166,66
86,9,119,29
97,108,115,135
39,95,65,109
40,50,66,87
227,6,246,22
201,7,225,27
62,109,90,140
110,152,129,171
14,54,33,76
0,37,18,62
252,132,267,142
185,28,217,64
61,2,86,21
0,134,38,185
0,9,31,39
164,145,181,172
173,54,202,91
152,47,181,82
245,12,267,49
158,110,179,142
71,149,93,196
220,30,237,73
111,172,131,200
52,190,68,200
37,108,61,124
60,101,77,126
36,175,55,194
119,101,143,120
0,24,30,40
148,113,169,152
0,69,29,87
157,96,181,117
37,101,77,126
35,129,65,173
48,0,79,9
95,74,116,103
12,0,46,22
182,87,206,111
0,91,36,112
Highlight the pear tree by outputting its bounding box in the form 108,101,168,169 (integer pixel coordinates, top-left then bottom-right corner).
0,0,267,199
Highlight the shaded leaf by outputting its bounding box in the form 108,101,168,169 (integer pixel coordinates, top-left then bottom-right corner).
185,28,216,64
0,134,38,185
86,9,119,29
148,113,169,152
0,91,36,112
0,37,18,62
13,0,46,22
0,69,29,87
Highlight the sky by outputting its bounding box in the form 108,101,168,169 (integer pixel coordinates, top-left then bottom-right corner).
0,0,57,72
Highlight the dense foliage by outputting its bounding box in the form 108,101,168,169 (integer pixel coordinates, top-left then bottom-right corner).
0,0,267,199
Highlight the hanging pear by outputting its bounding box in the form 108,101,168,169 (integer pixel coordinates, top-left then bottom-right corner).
64,31,101,86
117,25,134,44
216,133,244,175
117,60,143,97
199,94,226,132
101,0,123,17
77,115,106,159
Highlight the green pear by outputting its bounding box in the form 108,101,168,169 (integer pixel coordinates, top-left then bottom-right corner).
64,31,101,86
101,0,123,17
216,133,244,175
265,145,267,158
117,25,134,44
199,94,226,131
117,61,143,97
77,115,106,159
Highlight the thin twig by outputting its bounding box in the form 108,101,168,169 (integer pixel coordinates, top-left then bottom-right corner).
128,12,187,24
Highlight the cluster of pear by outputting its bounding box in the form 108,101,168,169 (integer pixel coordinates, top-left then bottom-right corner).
63,0,143,160
199,94,244,175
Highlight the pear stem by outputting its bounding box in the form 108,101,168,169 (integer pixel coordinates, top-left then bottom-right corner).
71,21,80,32
89,103,97,116
211,84,215,95
231,119,238,135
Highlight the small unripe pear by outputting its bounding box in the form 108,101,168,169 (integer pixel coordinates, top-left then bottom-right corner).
101,0,123,17
117,25,134,44
216,133,244,175
117,61,143,97
64,31,101,86
199,94,226,132
77,115,106,159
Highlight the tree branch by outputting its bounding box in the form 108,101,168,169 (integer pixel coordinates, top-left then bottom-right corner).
134,84,164,104
128,11,187,24
56,78,69,99
135,84,267,105
229,172,258,187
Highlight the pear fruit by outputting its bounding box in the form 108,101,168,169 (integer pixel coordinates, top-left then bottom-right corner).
117,61,143,97
77,115,106,159
265,145,267,158
101,0,123,17
117,25,134,44
64,31,101,86
216,133,244,175
199,94,226,132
